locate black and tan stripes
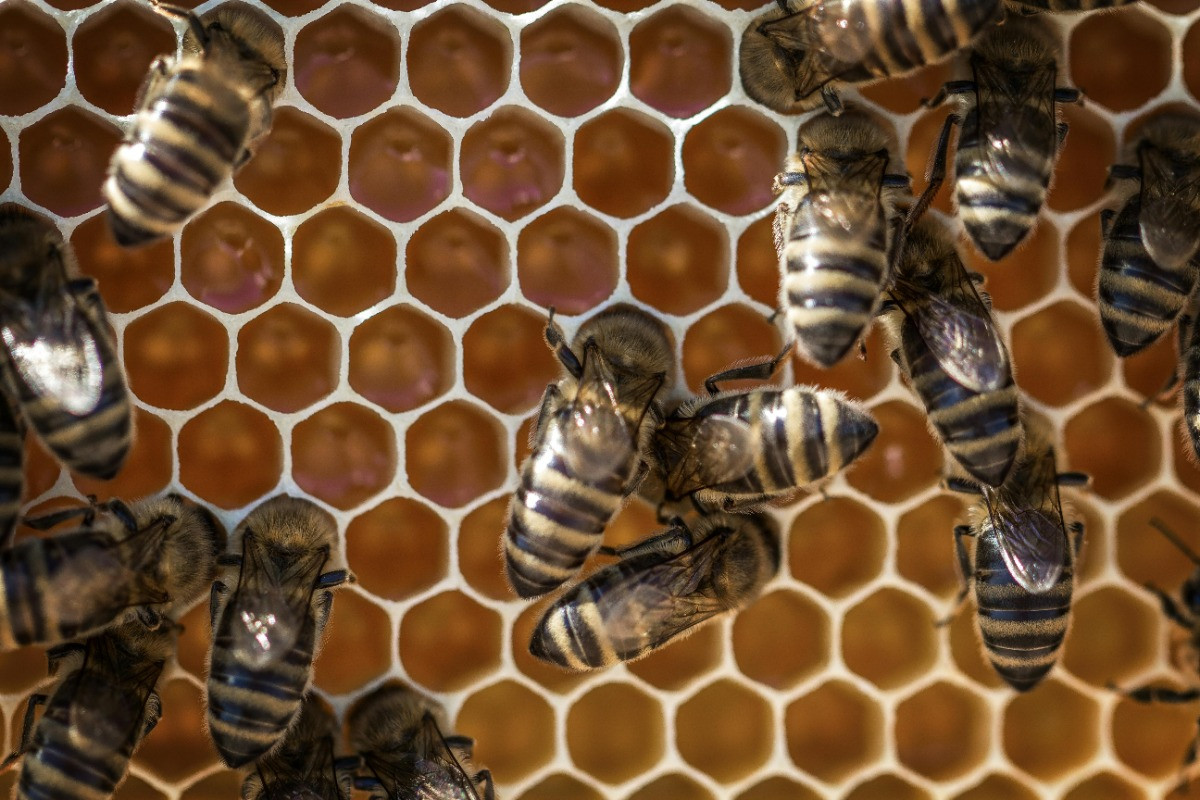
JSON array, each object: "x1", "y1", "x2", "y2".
[
  {"x1": 850, "y1": 0, "x2": 1002, "y2": 81},
  {"x1": 0, "y1": 390, "x2": 23, "y2": 542}
]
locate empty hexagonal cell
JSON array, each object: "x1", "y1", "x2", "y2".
[
  {"x1": 399, "y1": 590, "x2": 501, "y2": 692},
  {"x1": 790, "y1": 497, "x2": 886, "y2": 598},
  {"x1": 20, "y1": 107, "x2": 120, "y2": 217},
  {"x1": 1047, "y1": 104, "x2": 1116, "y2": 212},
  {"x1": 1063, "y1": 587, "x2": 1158, "y2": 686},
  {"x1": 574, "y1": 110, "x2": 673, "y2": 219},
  {"x1": 0, "y1": 2, "x2": 67, "y2": 115},
  {"x1": 948, "y1": 603, "x2": 1005, "y2": 690},
  {"x1": 626, "y1": 623, "x2": 723, "y2": 692},
  {"x1": 133, "y1": 679, "x2": 218, "y2": 781},
  {"x1": 517, "y1": 774, "x2": 603, "y2": 800},
  {"x1": 733, "y1": 589, "x2": 827, "y2": 688},
  {"x1": 628, "y1": 775, "x2": 714, "y2": 800},
  {"x1": 180, "y1": 202, "x2": 284, "y2": 313},
  {"x1": 293, "y1": 207, "x2": 396, "y2": 317},
  {"x1": 895, "y1": 681, "x2": 990, "y2": 781},
  {"x1": 406, "y1": 401, "x2": 506, "y2": 508},
  {"x1": 73, "y1": 407, "x2": 171, "y2": 500},
  {"x1": 294, "y1": 6, "x2": 399, "y2": 118},
  {"x1": 1063, "y1": 772, "x2": 1145, "y2": 800},
  {"x1": 951, "y1": 774, "x2": 1037, "y2": 800},
  {"x1": 124, "y1": 301, "x2": 228, "y2": 410},
  {"x1": 629, "y1": 6, "x2": 731, "y2": 118},
  {"x1": 464, "y1": 305, "x2": 559, "y2": 414},
  {"x1": 1071, "y1": 10, "x2": 1170, "y2": 112},
  {"x1": 292, "y1": 402, "x2": 395, "y2": 510},
  {"x1": 792, "y1": 325, "x2": 895, "y2": 401},
  {"x1": 735, "y1": 777, "x2": 821, "y2": 800},
  {"x1": 1123, "y1": 332, "x2": 1179, "y2": 412},
  {"x1": 348, "y1": 108, "x2": 451, "y2": 223},
  {"x1": 677, "y1": 680, "x2": 772, "y2": 783},
  {"x1": 236, "y1": 304, "x2": 338, "y2": 414},
  {"x1": 1118, "y1": 491, "x2": 1200, "y2": 588},
  {"x1": 846, "y1": 401, "x2": 943, "y2": 503},
  {"x1": 459, "y1": 498, "x2": 512, "y2": 601},
  {"x1": 72, "y1": 213, "x2": 171, "y2": 312},
  {"x1": 407, "y1": 209, "x2": 508, "y2": 318},
  {"x1": 897, "y1": 495, "x2": 969, "y2": 597},
  {"x1": 568, "y1": 682, "x2": 663, "y2": 784},
  {"x1": 175, "y1": 602, "x2": 211, "y2": 679},
  {"x1": 1072, "y1": 497, "x2": 1106, "y2": 585},
  {"x1": 408, "y1": 7, "x2": 510, "y2": 118},
  {"x1": 72, "y1": 2, "x2": 173, "y2": 114},
  {"x1": 20, "y1": 436, "x2": 60, "y2": 505},
  {"x1": 843, "y1": 588, "x2": 938, "y2": 690},
  {"x1": 1113, "y1": 689, "x2": 1199, "y2": 778},
  {"x1": 1003, "y1": 678, "x2": 1099, "y2": 781},
  {"x1": 512, "y1": 598, "x2": 588, "y2": 694},
  {"x1": 1012, "y1": 300, "x2": 1112, "y2": 407},
  {"x1": 965, "y1": 222, "x2": 1059, "y2": 311},
  {"x1": 521, "y1": 7, "x2": 620, "y2": 117},
  {"x1": 312, "y1": 590, "x2": 392, "y2": 694},
  {"x1": 0, "y1": 646, "x2": 49, "y2": 695},
  {"x1": 457, "y1": 680, "x2": 556, "y2": 783},
  {"x1": 683, "y1": 108, "x2": 785, "y2": 216},
  {"x1": 784, "y1": 680, "x2": 882, "y2": 783},
  {"x1": 844, "y1": 774, "x2": 931, "y2": 800},
  {"x1": 737, "y1": 215, "x2": 778, "y2": 308},
  {"x1": 859, "y1": 62, "x2": 953, "y2": 115},
  {"x1": 518, "y1": 207, "x2": 618, "y2": 314},
  {"x1": 178, "y1": 401, "x2": 282, "y2": 509},
  {"x1": 347, "y1": 498, "x2": 447, "y2": 601},
  {"x1": 349, "y1": 304, "x2": 453, "y2": 413},
  {"x1": 234, "y1": 108, "x2": 340, "y2": 216},
  {"x1": 1064, "y1": 397, "x2": 1159, "y2": 500},
  {"x1": 461, "y1": 108, "x2": 564, "y2": 221},
  {"x1": 113, "y1": 776, "x2": 165, "y2": 800},
  {"x1": 628, "y1": 205, "x2": 729, "y2": 316},
  {"x1": 681, "y1": 304, "x2": 781, "y2": 394}
]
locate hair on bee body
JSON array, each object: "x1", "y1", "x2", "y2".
[{"x1": 241, "y1": 692, "x2": 356, "y2": 800}]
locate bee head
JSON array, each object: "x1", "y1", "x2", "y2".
[
  {"x1": 739, "y1": 11, "x2": 826, "y2": 114},
  {"x1": 0, "y1": 204, "x2": 72, "y2": 292},
  {"x1": 158, "y1": 498, "x2": 227, "y2": 615}
]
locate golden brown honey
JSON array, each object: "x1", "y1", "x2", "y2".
[
  {"x1": 521, "y1": 7, "x2": 621, "y2": 117},
  {"x1": 517, "y1": 208, "x2": 619, "y2": 314},
  {"x1": 574, "y1": 110, "x2": 674, "y2": 217}
]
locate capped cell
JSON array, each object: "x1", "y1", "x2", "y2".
[
  {"x1": 72, "y1": 2, "x2": 173, "y2": 114},
  {"x1": 517, "y1": 207, "x2": 618, "y2": 314},
  {"x1": 408, "y1": 6, "x2": 510, "y2": 118},
  {"x1": 630, "y1": 6, "x2": 731, "y2": 118},
  {"x1": 626, "y1": 623, "x2": 723, "y2": 692},
  {"x1": 1064, "y1": 397, "x2": 1160, "y2": 500},
  {"x1": 293, "y1": 206, "x2": 396, "y2": 317},
  {"x1": 234, "y1": 107, "x2": 341, "y2": 216},
  {"x1": 463, "y1": 305, "x2": 559, "y2": 414},
  {"x1": 896, "y1": 495, "x2": 970, "y2": 598},
  {"x1": 733, "y1": 589, "x2": 828, "y2": 688},
  {"x1": 349, "y1": 304, "x2": 454, "y2": 414},
  {"x1": 461, "y1": 107, "x2": 564, "y2": 221},
  {"x1": 124, "y1": 301, "x2": 228, "y2": 410},
  {"x1": 628, "y1": 204, "x2": 729, "y2": 316},
  {"x1": 457, "y1": 680, "x2": 555, "y2": 783},
  {"x1": 844, "y1": 774, "x2": 931, "y2": 800},
  {"x1": 735, "y1": 777, "x2": 821, "y2": 800},
  {"x1": 682, "y1": 304, "x2": 781, "y2": 394},
  {"x1": 73, "y1": 407, "x2": 171, "y2": 501},
  {"x1": 1113, "y1": 688, "x2": 1200, "y2": 778},
  {"x1": 785, "y1": 680, "x2": 883, "y2": 783},
  {"x1": 682, "y1": 108, "x2": 786, "y2": 216},
  {"x1": 20, "y1": 107, "x2": 120, "y2": 217},
  {"x1": 568, "y1": 682, "x2": 663, "y2": 784},
  {"x1": 677, "y1": 680, "x2": 773, "y2": 782},
  {"x1": 406, "y1": 401, "x2": 507, "y2": 508},
  {"x1": 790, "y1": 497, "x2": 886, "y2": 598},
  {"x1": 72, "y1": 212, "x2": 172, "y2": 313},
  {"x1": 1117, "y1": 490, "x2": 1200, "y2": 588},
  {"x1": 178, "y1": 401, "x2": 282, "y2": 509},
  {"x1": 291, "y1": 402, "x2": 396, "y2": 510},
  {"x1": 349, "y1": 108, "x2": 452, "y2": 223},
  {"x1": 294, "y1": 6, "x2": 399, "y2": 118},
  {"x1": 399, "y1": 591, "x2": 502, "y2": 692},
  {"x1": 1003, "y1": 678, "x2": 1099, "y2": 781},
  {"x1": 846, "y1": 401, "x2": 944, "y2": 503},
  {"x1": 459, "y1": 497, "x2": 513, "y2": 601},
  {"x1": 895, "y1": 681, "x2": 991, "y2": 781},
  {"x1": 312, "y1": 590, "x2": 392, "y2": 694},
  {"x1": 0, "y1": 2, "x2": 67, "y2": 115},
  {"x1": 133, "y1": 679, "x2": 218, "y2": 781},
  {"x1": 236, "y1": 303, "x2": 338, "y2": 414},
  {"x1": 736, "y1": 215, "x2": 779, "y2": 308},
  {"x1": 407, "y1": 209, "x2": 509, "y2": 318},
  {"x1": 521, "y1": 6, "x2": 621, "y2": 117},
  {"x1": 347, "y1": 498, "x2": 448, "y2": 601},
  {"x1": 1012, "y1": 300, "x2": 1112, "y2": 407},
  {"x1": 1071, "y1": 10, "x2": 1170, "y2": 112},
  {"x1": 180, "y1": 202, "x2": 284, "y2": 314},
  {"x1": 1063, "y1": 586, "x2": 1158, "y2": 686},
  {"x1": 843, "y1": 588, "x2": 938, "y2": 690},
  {"x1": 574, "y1": 110, "x2": 674, "y2": 219},
  {"x1": 627, "y1": 775, "x2": 714, "y2": 800}
]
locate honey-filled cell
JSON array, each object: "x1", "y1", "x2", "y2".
[
  {"x1": 19, "y1": 107, "x2": 120, "y2": 217},
  {"x1": 179, "y1": 772, "x2": 243, "y2": 800},
  {"x1": 736, "y1": 215, "x2": 779, "y2": 308},
  {"x1": 236, "y1": 303, "x2": 339, "y2": 414},
  {"x1": 735, "y1": 777, "x2": 821, "y2": 800},
  {"x1": 518, "y1": 774, "x2": 604, "y2": 800},
  {"x1": 965, "y1": 221, "x2": 1059, "y2": 312},
  {"x1": 512, "y1": 598, "x2": 588, "y2": 695},
  {"x1": 178, "y1": 401, "x2": 282, "y2": 509},
  {"x1": 460, "y1": 497, "x2": 514, "y2": 601},
  {"x1": 408, "y1": 6, "x2": 510, "y2": 117},
  {"x1": 293, "y1": 206, "x2": 396, "y2": 317},
  {"x1": 0, "y1": 646, "x2": 48, "y2": 695},
  {"x1": 132, "y1": 679, "x2": 219, "y2": 781},
  {"x1": 312, "y1": 589, "x2": 392, "y2": 694},
  {"x1": 291, "y1": 402, "x2": 396, "y2": 511},
  {"x1": 1003, "y1": 679, "x2": 1100, "y2": 781},
  {"x1": 123, "y1": 301, "x2": 229, "y2": 410},
  {"x1": 1064, "y1": 587, "x2": 1158, "y2": 687},
  {"x1": 1112, "y1": 691, "x2": 1199, "y2": 778},
  {"x1": 677, "y1": 680, "x2": 774, "y2": 783},
  {"x1": 1011, "y1": 300, "x2": 1112, "y2": 407},
  {"x1": 846, "y1": 400, "x2": 943, "y2": 504},
  {"x1": 682, "y1": 107, "x2": 786, "y2": 216},
  {"x1": 1046, "y1": 104, "x2": 1116, "y2": 213},
  {"x1": 952, "y1": 774, "x2": 1038, "y2": 800},
  {"x1": 629, "y1": 6, "x2": 732, "y2": 119},
  {"x1": 568, "y1": 682, "x2": 664, "y2": 784},
  {"x1": 1117, "y1": 490, "x2": 1200, "y2": 588},
  {"x1": 1067, "y1": 215, "x2": 1102, "y2": 299},
  {"x1": 72, "y1": 213, "x2": 172, "y2": 313},
  {"x1": 464, "y1": 305, "x2": 559, "y2": 414},
  {"x1": 348, "y1": 498, "x2": 448, "y2": 601},
  {"x1": 784, "y1": 680, "x2": 883, "y2": 783},
  {"x1": 407, "y1": 209, "x2": 509, "y2": 319},
  {"x1": 732, "y1": 589, "x2": 828, "y2": 689},
  {"x1": 349, "y1": 304, "x2": 453, "y2": 414},
  {"x1": 628, "y1": 204, "x2": 730, "y2": 316},
  {"x1": 72, "y1": 2, "x2": 173, "y2": 115},
  {"x1": 844, "y1": 774, "x2": 931, "y2": 800},
  {"x1": 399, "y1": 590, "x2": 502, "y2": 692},
  {"x1": 789, "y1": 497, "x2": 886, "y2": 597},
  {"x1": 521, "y1": 6, "x2": 621, "y2": 118},
  {"x1": 896, "y1": 494, "x2": 969, "y2": 597},
  {"x1": 457, "y1": 680, "x2": 556, "y2": 783},
  {"x1": 1070, "y1": 10, "x2": 1171, "y2": 112},
  {"x1": 0, "y1": 2, "x2": 67, "y2": 116},
  {"x1": 681, "y1": 304, "x2": 782, "y2": 394},
  {"x1": 180, "y1": 201, "x2": 284, "y2": 314},
  {"x1": 626, "y1": 622, "x2": 723, "y2": 692},
  {"x1": 842, "y1": 588, "x2": 938, "y2": 690},
  {"x1": 73, "y1": 407, "x2": 172, "y2": 500},
  {"x1": 791, "y1": 326, "x2": 895, "y2": 401},
  {"x1": 895, "y1": 681, "x2": 991, "y2": 781},
  {"x1": 1063, "y1": 772, "x2": 1146, "y2": 800},
  {"x1": 517, "y1": 207, "x2": 618, "y2": 314},
  {"x1": 574, "y1": 110, "x2": 674, "y2": 219},
  {"x1": 405, "y1": 401, "x2": 507, "y2": 508},
  {"x1": 348, "y1": 108, "x2": 451, "y2": 224},
  {"x1": 461, "y1": 107, "x2": 565, "y2": 222},
  {"x1": 20, "y1": 436, "x2": 60, "y2": 505},
  {"x1": 1122, "y1": 332, "x2": 1178, "y2": 411},
  {"x1": 112, "y1": 775, "x2": 165, "y2": 800},
  {"x1": 233, "y1": 107, "x2": 341, "y2": 216},
  {"x1": 626, "y1": 775, "x2": 714, "y2": 800},
  {"x1": 294, "y1": 6, "x2": 399, "y2": 119},
  {"x1": 859, "y1": 62, "x2": 952, "y2": 115},
  {"x1": 1064, "y1": 397, "x2": 1160, "y2": 500}
]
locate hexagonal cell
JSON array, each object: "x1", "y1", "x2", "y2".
[
  {"x1": 1174, "y1": 422, "x2": 1200, "y2": 495},
  {"x1": 73, "y1": 407, "x2": 171, "y2": 500},
  {"x1": 895, "y1": 681, "x2": 990, "y2": 781},
  {"x1": 72, "y1": 2, "x2": 173, "y2": 114},
  {"x1": 234, "y1": 107, "x2": 341, "y2": 216},
  {"x1": 347, "y1": 498, "x2": 448, "y2": 601},
  {"x1": 518, "y1": 207, "x2": 618, "y2": 314},
  {"x1": 406, "y1": 401, "x2": 507, "y2": 508},
  {"x1": 1187, "y1": 24, "x2": 1200, "y2": 100},
  {"x1": 948, "y1": 602, "x2": 1005, "y2": 690},
  {"x1": 348, "y1": 108, "x2": 451, "y2": 223},
  {"x1": 1113, "y1": 689, "x2": 1199, "y2": 778},
  {"x1": 736, "y1": 215, "x2": 778, "y2": 308},
  {"x1": 568, "y1": 682, "x2": 663, "y2": 784},
  {"x1": 459, "y1": 497, "x2": 512, "y2": 601},
  {"x1": 843, "y1": 588, "x2": 938, "y2": 690},
  {"x1": 517, "y1": 774, "x2": 604, "y2": 800},
  {"x1": 784, "y1": 680, "x2": 882, "y2": 783},
  {"x1": 677, "y1": 680, "x2": 773, "y2": 783},
  {"x1": 627, "y1": 775, "x2": 714, "y2": 800},
  {"x1": 179, "y1": 772, "x2": 242, "y2": 800},
  {"x1": 859, "y1": 62, "x2": 953, "y2": 115},
  {"x1": 1012, "y1": 300, "x2": 1112, "y2": 407},
  {"x1": 965, "y1": 222, "x2": 1059, "y2": 311},
  {"x1": 512, "y1": 598, "x2": 588, "y2": 694},
  {"x1": 733, "y1": 589, "x2": 828, "y2": 688},
  {"x1": 844, "y1": 774, "x2": 931, "y2": 800},
  {"x1": 1066, "y1": 215, "x2": 1101, "y2": 299},
  {"x1": 292, "y1": 402, "x2": 396, "y2": 510},
  {"x1": 521, "y1": 6, "x2": 620, "y2": 117},
  {"x1": 260, "y1": 0, "x2": 326, "y2": 14},
  {"x1": 681, "y1": 304, "x2": 781, "y2": 394},
  {"x1": 464, "y1": 305, "x2": 559, "y2": 414},
  {"x1": 312, "y1": 590, "x2": 392, "y2": 694},
  {"x1": 0, "y1": 646, "x2": 48, "y2": 695},
  {"x1": 399, "y1": 590, "x2": 502, "y2": 692},
  {"x1": 846, "y1": 401, "x2": 944, "y2": 504},
  {"x1": 236, "y1": 303, "x2": 338, "y2": 414},
  {"x1": 629, "y1": 6, "x2": 731, "y2": 118},
  {"x1": 628, "y1": 204, "x2": 729, "y2": 316},
  {"x1": 124, "y1": 301, "x2": 228, "y2": 410},
  {"x1": 19, "y1": 107, "x2": 120, "y2": 217},
  {"x1": 461, "y1": 107, "x2": 564, "y2": 221},
  {"x1": 457, "y1": 680, "x2": 556, "y2": 783},
  {"x1": 790, "y1": 497, "x2": 886, "y2": 598},
  {"x1": 1064, "y1": 397, "x2": 1160, "y2": 500},
  {"x1": 683, "y1": 108, "x2": 786, "y2": 216},
  {"x1": 0, "y1": 129, "x2": 10, "y2": 191},
  {"x1": 897, "y1": 495, "x2": 969, "y2": 597},
  {"x1": 1118, "y1": 491, "x2": 1200, "y2": 588},
  {"x1": 792, "y1": 325, "x2": 895, "y2": 401},
  {"x1": 348, "y1": 304, "x2": 454, "y2": 414},
  {"x1": 133, "y1": 679, "x2": 218, "y2": 781},
  {"x1": 179, "y1": 202, "x2": 283, "y2": 313},
  {"x1": 735, "y1": 777, "x2": 821, "y2": 800},
  {"x1": 175, "y1": 601, "x2": 211, "y2": 680},
  {"x1": 951, "y1": 774, "x2": 1037, "y2": 800},
  {"x1": 407, "y1": 209, "x2": 508, "y2": 318},
  {"x1": 178, "y1": 401, "x2": 282, "y2": 509},
  {"x1": 1047, "y1": 104, "x2": 1116, "y2": 212},
  {"x1": 1063, "y1": 587, "x2": 1158, "y2": 686},
  {"x1": 1003, "y1": 678, "x2": 1099, "y2": 781},
  {"x1": 0, "y1": 2, "x2": 67, "y2": 115},
  {"x1": 574, "y1": 110, "x2": 673, "y2": 219},
  {"x1": 20, "y1": 436, "x2": 60, "y2": 505},
  {"x1": 294, "y1": 6, "x2": 399, "y2": 118},
  {"x1": 1071, "y1": 10, "x2": 1170, "y2": 112},
  {"x1": 72, "y1": 213, "x2": 172, "y2": 313},
  {"x1": 293, "y1": 207, "x2": 396, "y2": 317},
  {"x1": 113, "y1": 776, "x2": 165, "y2": 800},
  {"x1": 1062, "y1": 772, "x2": 1146, "y2": 800},
  {"x1": 408, "y1": 6, "x2": 510, "y2": 118},
  {"x1": 626, "y1": 623, "x2": 723, "y2": 692}
]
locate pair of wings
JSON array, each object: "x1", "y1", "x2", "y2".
[
  {"x1": 1137, "y1": 142, "x2": 1200, "y2": 270},
  {"x1": 256, "y1": 737, "x2": 342, "y2": 800},
  {"x1": 796, "y1": 150, "x2": 890, "y2": 237},
  {"x1": 982, "y1": 445, "x2": 1070, "y2": 594},
  {"x1": 758, "y1": 0, "x2": 876, "y2": 90},
  {"x1": 64, "y1": 633, "x2": 165, "y2": 755},
  {"x1": 971, "y1": 57, "x2": 1059, "y2": 193},
  {"x1": 657, "y1": 412, "x2": 756, "y2": 499},
  {"x1": 363, "y1": 713, "x2": 483, "y2": 800}
]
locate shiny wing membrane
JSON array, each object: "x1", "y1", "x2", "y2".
[
  {"x1": 364, "y1": 713, "x2": 482, "y2": 800},
  {"x1": 974, "y1": 57, "x2": 1058, "y2": 187},
  {"x1": 984, "y1": 444, "x2": 1068, "y2": 594},
  {"x1": 657, "y1": 414, "x2": 755, "y2": 498},
  {"x1": 1138, "y1": 143, "x2": 1200, "y2": 269},
  {"x1": 67, "y1": 635, "x2": 164, "y2": 754},
  {"x1": 802, "y1": 150, "x2": 888, "y2": 236}
]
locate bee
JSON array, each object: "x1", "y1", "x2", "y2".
[
  {"x1": 1008, "y1": 0, "x2": 1139, "y2": 11},
  {"x1": 740, "y1": 0, "x2": 1004, "y2": 115},
  {"x1": 923, "y1": 14, "x2": 1081, "y2": 261},
  {"x1": 0, "y1": 206, "x2": 132, "y2": 481},
  {"x1": 1, "y1": 617, "x2": 176, "y2": 800},
  {"x1": 347, "y1": 680, "x2": 494, "y2": 800},
  {"x1": 651, "y1": 347, "x2": 878, "y2": 513},
  {"x1": 1097, "y1": 109, "x2": 1200, "y2": 357},
  {"x1": 241, "y1": 693, "x2": 356, "y2": 800},
  {"x1": 206, "y1": 494, "x2": 351, "y2": 768},
  {"x1": 773, "y1": 107, "x2": 912, "y2": 368},
  {"x1": 503, "y1": 305, "x2": 673, "y2": 599},
  {"x1": 103, "y1": 2, "x2": 286, "y2": 247},
  {"x1": 530, "y1": 513, "x2": 779, "y2": 671}
]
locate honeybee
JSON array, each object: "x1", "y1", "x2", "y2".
[
  {"x1": 924, "y1": 14, "x2": 1080, "y2": 261},
  {"x1": 504, "y1": 305, "x2": 673, "y2": 599},
  {"x1": 2, "y1": 617, "x2": 175, "y2": 800},
  {"x1": 347, "y1": 681, "x2": 494, "y2": 800},
  {"x1": 206, "y1": 494, "x2": 350, "y2": 768},
  {"x1": 0, "y1": 493, "x2": 223, "y2": 650},
  {"x1": 0, "y1": 206, "x2": 132, "y2": 481},
  {"x1": 774, "y1": 107, "x2": 912, "y2": 367},
  {"x1": 0, "y1": 391, "x2": 25, "y2": 542},
  {"x1": 103, "y1": 3, "x2": 286, "y2": 247},
  {"x1": 740, "y1": 0, "x2": 1004, "y2": 114},
  {"x1": 1098, "y1": 109, "x2": 1200, "y2": 357},
  {"x1": 242, "y1": 693, "x2": 356, "y2": 800},
  {"x1": 530, "y1": 513, "x2": 779, "y2": 671},
  {"x1": 1009, "y1": 0, "x2": 1139, "y2": 11},
  {"x1": 652, "y1": 348, "x2": 878, "y2": 513}
]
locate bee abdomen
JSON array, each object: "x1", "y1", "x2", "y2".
[
  {"x1": 926, "y1": 385, "x2": 1022, "y2": 487},
  {"x1": 528, "y1": 598, "x2": 619, "y2": 671},
  {"x1": 779, "y1": 390, "x2": 879, "y2": 486},
  {"x1": 19, "y1": 710, "x2": 127, "y2": 800},
  {"x1": 1185, "y1": 346, "x2": 1200, "y2": 461},
  {"x1": 0, "y1": 401, "x2": 23, "y2": 539},
  {"x1": 861, "y1": 0, "x2": 999, "y2": 77},
  {"x1": 207, "y1": 642, "x2": 312, "y2": 768},
  {"x1": 784, "y1": 247, "x2": 887, "y2": 367},
  {"x1": 975, "y1": 580, "x2": 1072, "y2": 692}
]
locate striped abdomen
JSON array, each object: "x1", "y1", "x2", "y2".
[
  {"x1": 1011, "y1": 0, "x2": 1134, "y2": 9},
  {"x1": 0, "y1": 390, "x2": 23, "y2": 541},
  {"x1": 850, "y1": 0, "x2": 1003, "y2": 81},
  {"x1": 973, "y1": 524, "x2": 1073, "y2": 691},
  {"x1": 104, "y1": 65, "x2": 250, "y2": 247},
  {"x1": 529, "y1": 561, "x2": 643, "y2": 670},
  {"x1": 1184, "y1": 325, "x2": 1200, "y2": 461}
]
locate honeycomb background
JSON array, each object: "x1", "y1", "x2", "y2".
[{"x1": 2, "y1": 0, "x2": 1200, "y2": 796}]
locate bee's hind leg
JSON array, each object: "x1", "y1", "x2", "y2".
[
  {"x1": 937, "y1": 525, "x2": 975, "y2": 627},
  {"x1": 1, "y1": 693, "x2": 48, "y2": 770},
  {"x1": 703, "y1": 343, "x2": 793, "y2": 395}
]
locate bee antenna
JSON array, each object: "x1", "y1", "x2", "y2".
[{"x1": 1149, "y1": 517, "x2": 1200, "y2": 566}]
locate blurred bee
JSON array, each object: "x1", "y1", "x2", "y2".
[
  {"x1": 207, "y1": 494, "x2": 350, "y2": 768},
  {"x1": 103, "y1": 3, "x2": 286, "y2": 247},
  {"x1": 740, "y1": 0, "x2": 1004, "y2": 114},
  {"x1": 0, "y1": 206, "x2": 132, "y2": 481},
  {"x1": 347, "y1": 681, "x2": 494, "y2": 800},
  {"x1": 1008, "y1": 0, "x2": 1139, "y2": 11},
  {"x1": 923, "y1": 14, "x2": 1080, "y2": 261},
  {"x1": 774, "y1": 107, "x2": 912, "y2": 367},
  {"x1": 2, "y1": 617, "x2": 175, "y2": 800},
  {"x1": 530, "y1": 513, "x2": 779, "y2": 671},
  {"x1": 1098, "y1": 109, "x2": 1200, "y2": 357},
  {"x1": 504, "y1": 305, "x2": 673, "y2": 599},
  {"x1": 242, "y1": 693, "x2": 356, "y2": 800},
  {"x1": 883, "y1": 213, "x2": 1022, "y2": 487},
  {"x1": 652, "y1": 347, "x2": 878, "y2": 513}
]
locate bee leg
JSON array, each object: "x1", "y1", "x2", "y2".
[
  {"x1": 45, "y1": 642, "x2": 84, "y2": 675},
  {"x1": 135, "y1": 606, "x2": 165, "y2": 631},
  {"x1": 1144, "y1": 582, "x2": 1194, "y2": 631},
  {"x1": 1145, "y1": 315, "x2": 1189, "y2": 408},
  {"x1": 105, "y1": 498, "x2": 139, "y2": 534},
  {"x1": 1116, "y1": 684, "x2": 1200, "y2": 705},
  {"x1": 544, "y1": 308, "x2": 583, "y2": 380},
  {"x1": 938, "y1": 525, "x2": 975, "y2": 627},
  {"x1": 1, "y1": 693, "x2": 48, "y2": 769},
  {"x1": 139, "y1": 690, "x2": 163, "y2": 739},
  {"x1": 444, "y1": 734, "x2": 474, "y2": 755},
  {"x1": 209, "y1": 580, "x2": 228, "y2": 629},
  {"x1": 1056, "y1": 122, "x2": 1069, "y2": 153},
  {"x1": 1054, "y1": 471, "x2": 1090, "y2": 488},
  {"x1": 772, "y1": 201, "x2": 790, "y2": 257},
  {"x1": 475, "y1": 769, "x2": 497, "y2": 800},
  {"x1": 21, "y1": 505, "x2": 92, "y2": 531},
  {"x1": 352, "y1": 775, "x2": 383, "y2": 792},
  {"x1": 702, "y1": 344, "x2": 792, "y2": 395},
  {"x1": 1106, "y1": 163, "x2": 1142, "y2": 188},
  {"x1": 312, "y1": 590, "x2": 335, "y2": 634},
  {"x1": 905, "y1": 113, "x2": 960, "y2": 236},
  {"x1": 944, "y1": 476, "x2": 982, "y2": 496},
  {"x1": 316, "y1": 569, "x2": 351, "y2": 589},
  {"x1": 603, "y1": 524, "x2": 694, "y2": 560},
  {"x1": 774, "y1": 0, "x2": 789, "y2": 11},
  {"x1": 151, "y1": 2, "x2": 210, "y2": 50},
  {"x1": 923, "y1": 80, "x2": 974, "y2": 110},
  {"x1": 1070, "y1": 521, "x2": 1085, "y2": 557}
]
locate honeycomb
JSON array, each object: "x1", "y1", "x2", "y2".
[{"x1": 1, "y1": 0, "x2": 1199, "y2": 797}]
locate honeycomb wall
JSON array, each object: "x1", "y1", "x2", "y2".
[{"x1": 2, "y1": 0, "x2": 1200, "y2": 798}]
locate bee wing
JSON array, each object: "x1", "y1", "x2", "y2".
[
  {"x1": 802, "y1": 151, "x2": 888, "y2": 235},
  {"x1": 227, "y1": 535, "x2": 327, "y2": 666},
  {"x1": 67, "y1": 648, "x2": 162, "y2": 754},
  {"x1": 1139, "y1": 145, "x2": 1200, "y2": 270},
  {"x1": 42, "y1": 533, "x2": 145, "y2": 629},
  {"x1": 974, "y1": 58, "x2": 1058, "y2": 189},
  {"x1": 364, "y1": 715, "x2": 482, "y2": 800},
  {"x1": 557, "y1": 402, "x2": 636, "y2": 484},
  {"x1": 659, "y1": 414, "x2": 756, "y2": 498},
  {"x1": 984, "y1": 446, "x2": 1068, "y2": 594}
]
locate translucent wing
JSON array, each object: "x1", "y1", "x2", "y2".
[
  {"x1": 366, "y1": 714, "x2": 481, "y2": 800},
  {"x1": 984, "y1": 445, "x2": 1069, "y2": 594},
  {"x1": 45, "y1": 538, "x2": 137, "y2": 628},
  {"x1": 658, "y1": 414, "x2": 755, "y2": 498},
  {"x1": 1139, "y1": 144, "x2": 1200, "y2": 271},
  {"x1": 974, "y1": 57, "x2": 1058, "y2": 189},
  {"x1": 802, "y1": 151, "x2": 888, "y2": 236},
  {"x1": 557, "y1": 402, "x2": 636, "y2": 484},
  {"x1": 807, "y1": 0, "x2": 873, "y2": 66},
  {"x1": 67, "y1": 669, "x2": 140, "y2": 755}
]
